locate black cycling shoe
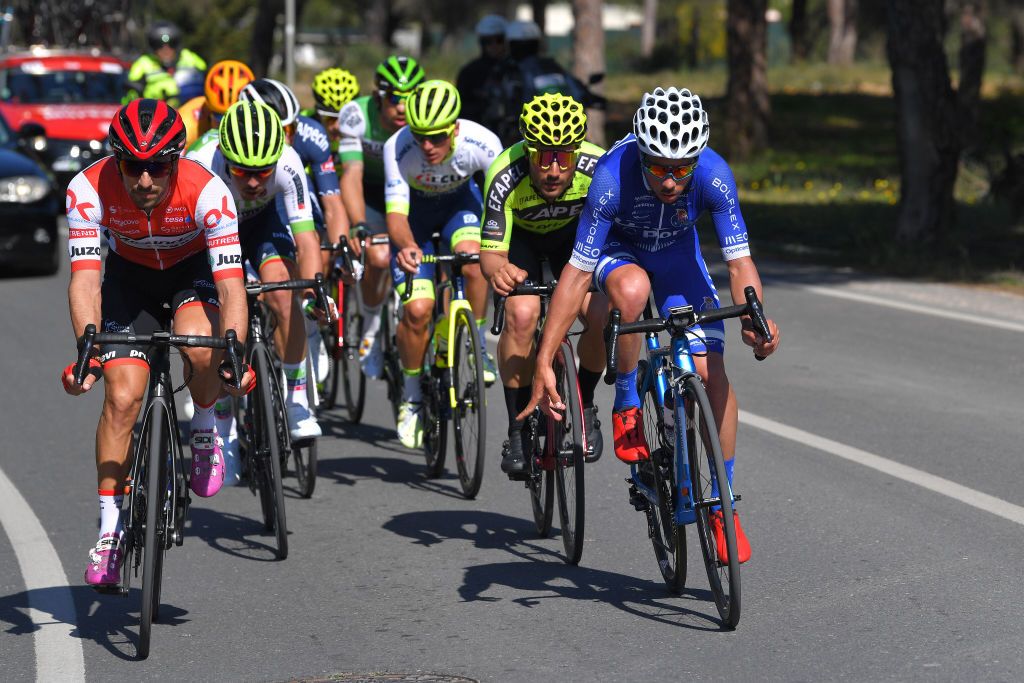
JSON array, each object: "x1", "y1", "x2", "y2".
[
  {"x1": 583, "y1": 404, "x2": 603, "y2": 463},
  {"x1": 501, "y1": 431, "x2": 529, "y2": 478}
]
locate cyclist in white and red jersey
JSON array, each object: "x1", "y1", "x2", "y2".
[{"x1": 60, "y1": 99, "x2": 254, "y2": 587}]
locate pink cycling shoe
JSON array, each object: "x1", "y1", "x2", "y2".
[
  {"x1": 84, "y1": 532, "x2": 123, "y2": 587},
  {"x1": 189, "y1": 428, "x2": 225, "y2": 497}
]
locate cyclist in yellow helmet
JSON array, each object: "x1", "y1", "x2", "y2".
[
  {"x1": 179, "y1": 60, "x2": 255, "y2": 149},
  {"x1": 124, "y1": 20, "x2": 207, "y2": 106},
  {"x1": 479, "y1": 94, "x2": 609, "y2": 474}
]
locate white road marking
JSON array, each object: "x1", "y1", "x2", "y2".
[
  {"x1": 802, "y1": 285, "x2": 1024, "y2": 333},
  {"x1": 0, "y1": 466, "x2": 86, "y2": 682},
  {"x1": 740, "y1": 410, "x2": 1024, "y2": 527}
]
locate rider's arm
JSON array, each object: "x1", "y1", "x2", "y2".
[
  {"x1": 382, "y1": 131, "x2": 416, "y2": 253},
  {"x1": 68, "y1": 269, "x2": 101, "y2": 339},
  {"x1": 275, "y1": 147, "x2": 320, "y2": 282},
  {"x1": 479, "y1": 147, "x2": 524, "y2": 292},
  {"x1": 66, "y1": 171, "x2": 105, "y2": 337},
  {"x1": 337, "y1": 102, "x2": 369, "y2": 224},
  {"x1": 340, "y1": 160, "x2": 366, "y2": 224},
  {"x1": 195, "y1": 168, "x2": 248, "y2": 342}
]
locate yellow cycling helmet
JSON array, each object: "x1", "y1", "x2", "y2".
[
  {"x1": 312, "y1": 68, "x2": 360, "y2": 116},
  {"x1": 204, "y1": 60, "x2": 255, "y2": 115},
  {"x1": 406, "y1": 80, "x2": 460, "y2": 133},
  {"x1": 519, "y1": 93, "x2": 587, "y2": 147}
]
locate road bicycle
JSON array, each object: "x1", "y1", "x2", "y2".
[
  {"x1": 73, "y1": 325, "x2": 243, "y2": 659},
  {"x1": 604, "y1": 286, "x2": 771, "y2": 628},
  {"x1": 399, "y1": 235, "x2": 487, "y2": 498},
  {"x1": 491, "y1": 271, "x2": 591, "y2": 565},
  {"x1": 235, "y1": 275, "x2": 328, "y2": 550}
]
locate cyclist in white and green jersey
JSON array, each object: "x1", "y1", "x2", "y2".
[{"x1": 337, "y1": 56, "x2": 425, "y2": 378}]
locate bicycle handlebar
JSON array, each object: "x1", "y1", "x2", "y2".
[
  {"x1": 400, "y1": 252, "x2": 481, "y2": 302},
  {"x1": 73, "y1": 324, "x2": 243, "y2": 389},
  {"x1": 603, "y1": 286, "x2": 773, "y2": 380},
  {"x1": 245, "y1": 273, "x2": 332, "y2": 323},
  {"x1": 490, "y1": 281, "x2": 559, "y2": 335}
]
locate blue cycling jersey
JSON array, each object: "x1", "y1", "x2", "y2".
[
  {"x1": 569, "y1": 135, "x2": 750, "y2": 272},
  {"x1": 291, "y1": 115, "x2": 341, "y2": 199}
]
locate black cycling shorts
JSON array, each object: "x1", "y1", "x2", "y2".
[
  {"x1": 507, "y1": 225, "x2": 575, "y2": 283},
  {"x1": 99, "y1": 251, "x2": 218, "y2": 367}
]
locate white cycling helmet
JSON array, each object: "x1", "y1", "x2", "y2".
[
  {"x1": 239, "y1": 78, "x2": 301, "y2": 127},
  {"x1": 506, "y1": 20, "x2": 542, "y2": 42},
  {"x1": 475, "y1": 14, "x2": 507, "y2": 38},
  {"x1": 632, "y1": 87, "x2": 710, "y2": 160}
]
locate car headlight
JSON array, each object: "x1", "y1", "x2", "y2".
[{"x1": 0, "y1": 176, "x2": 50, "y2": 203}]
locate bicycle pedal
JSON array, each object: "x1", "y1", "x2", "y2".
[{"x1": 628, "y1": 485, "x2": 649, "y2": 512}]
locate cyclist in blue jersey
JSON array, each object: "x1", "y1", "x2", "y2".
[
  {"x1": 521, "y1": 87, "x2": 780, "y2": 564},
  {"x1": 240, "y1": 78, "x2": 349, "y2": 379}
]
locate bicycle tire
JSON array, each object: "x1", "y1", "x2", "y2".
[
  {"x1": 318, "y1": 310, "x2": 339, "y2": 411},
  {"x1": 253, "y1": 346, "x2": 289, "y2": 560},
  {"x1": 339, "y1": 280, "x2": 367, "y2": 423},
  {"x1": 450, "y1": 308, "x2": 486, "y2": 498},
  {"x1": 291, "y1": 353, "x2": 319, "y2": 498},
  {"x1": 685, "y1": 374, "x2": 740, "y2": 627},
  {"x1": 638, "y1": 360, "x2": 686, "y2": 594},
  {"x1": 553, "y1": 342, "x2": 585, "y2": 565},
  {"x1": 139, "y1": 399, "x2": 169, "y2": 659},
  {"x1": 528, "y1": 415, "x2": 554, "y2": 536},
  {"x1": 423, "y1": 365, "x2": 449, "y2": 478},
  {"x1": 381, "y1": 293, "x2": 404, "y2": 423}
]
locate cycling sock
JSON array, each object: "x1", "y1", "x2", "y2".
[
  {"x1": 361, "y1": 302, "x2": 383, "y2": 340},
  {"x1": 613, "y1": 366, "x2": 640, "y2": 411},
  {"x1": 283, "y1": 362, "x2": 308, "y2": 408},
  {"x1": 402, "y1": 367, "x2": 423, "y2": 403},
  {"x1": 191, "y1": 398, "x2": 216, "y2": 432},
  {"x1": 710, "y1": 458, "x2": 735, "y2": 509},
  {"x1": 503, "y1": 385, "x2": 533, "y2": 423},
  {"x1": 214, "y1": 395, "x2": 236, "y2": 438},
  {"x1": 577, "y1": 366, "x2": 603, "y2": 406},
  {"x1": 477, "y1": 318, "x2": 489, "y2": 352},
  {"x1": 98, "y1": 490, "x2": 123, "y2": 538}
]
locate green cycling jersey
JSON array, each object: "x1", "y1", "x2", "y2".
[{"x1": 480, "y1": 140, "x2": 605, "y2": 252}]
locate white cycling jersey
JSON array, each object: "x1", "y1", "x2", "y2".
[
  {"x1": 382, "y1": 118, "x2": 501, "y2": 215},
  {"x1": 186, "y1": 136, "x2": 315, "y2": 233}
]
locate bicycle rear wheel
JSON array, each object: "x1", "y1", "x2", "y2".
[
  {"x1": 291, "y1": 354, "x2": 319, "y2": 498},
  {"x1": 318, "y1": 299, "x2": 339, "y2": 411},
  {"x1": 685, "y1": 374, "x2": 740, "y2": 627},
  {"x1": 638, "y1": 360, "x2": 686, "y2": 593},
  {"x1": 338, "y1": 279, "x2": 367, "y2": 423},
  {"x1": 423, "y1": 365, "x2": 449, "y2": 478},
  {"x1": 527, "y1": 413, "x2": 554, "y2": 536},
  {"x1": 381, "y1": 292, "x2": 404, "y2": 423},
  {"x1": 253, "y1": 345, "x2": 289, "y2": 560},
  {"x1": 139, "y1": 399, "x2": 169, "y2": 659},
  {"x1": 552, "y1": 342, "x2": 585, "y2": 565},
  {"x1": 450, "y1": 308, "x2": 486, "y2": 498}
]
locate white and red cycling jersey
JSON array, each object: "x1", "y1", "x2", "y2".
[{"x1": 66, "y1": 156, "x2": 244, "y2": 281}]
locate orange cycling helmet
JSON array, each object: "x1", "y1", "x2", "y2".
[{"x1": 204, "y1": 60, "x2": 255, "y2": 115}]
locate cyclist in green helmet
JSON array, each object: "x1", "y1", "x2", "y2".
[
  {"x1": 187, "y1": 101, "x2": 326, "y2": 443},
  {"x1": 480, "y1": 93, "x2": 609, "y2": 475},
  {"x1": 336, "y1": 56, "x2": 425, "y2": 380}
]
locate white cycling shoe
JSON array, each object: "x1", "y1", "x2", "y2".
[
  {"x1": 359, "y1": 335, "x2": 383, "y2": 379},
  {"x1": 287, "y1": 402, "x2": 322, "y2": 441}
]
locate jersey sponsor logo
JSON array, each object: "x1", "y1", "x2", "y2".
[
  {"x1": 215, "y1": 252, "x2": 242, "y2": 267},
  {"x1": 581, "y1": 188, "x2": 615, "y2": 254},
  {"x1": 462, "y1": 213, "x2": 478, "y2": 224},
  {"x1": 518, "y1": 202, "x2": 584, "y2": 222},
  {"x1": 723, "y1": 232, "x2": 747, "y2": 246},
  {"x1": 319, "y1": 157, "x2": 336, "y2": 174},
  {"x1": 65, "y1": 189, "x2": 95, "y2": 220},
  {"x1": 69, "y1": 228, "x2": 97, "y2": 239},
  {"x1": 577, "y1": 154, "x2": 599, "y2": 174},
  {"x1": 414, "y1": 172, "x2": 461, "y2": 185},
  {"x1": 285, "y1": 166, "x2": 307, "y2": 209},
  {"x1": 343, "y1": 112, "x2": 362, "y2": 130},
  {"x1": 203, "y1": 195, "x2": 237, "y2": 228},
  {"x1": 207, "y1": 235, "x2": 239, "y2": 248},
  {"x1": 71, "y1": 245, "x2": 102, "y2": 257},
  {"x1": 295, "y1": 120, "x2": 330, "y2": 152},
  {"x1": 486, "y1": 162, "x2": 528, "y2": 211},
  {"x1": 723, "y1": 244, "x2": 748, "y2": 258}
]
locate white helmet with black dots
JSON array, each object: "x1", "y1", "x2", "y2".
[{"x1": 632, "y1": 87, "x2": 710, "y2": 160}]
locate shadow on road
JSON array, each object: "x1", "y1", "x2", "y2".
[
  {"x1": 0, "y1": 584, "x2": 189, "y2": 660},
  {"x1": 317, "y1": 452, "x2": 468, "y2": 500},
  {"x1": 383, "y1": 509, "x2": 724, "y2": 631},
  {"x1": 186, "y1": 506, "x2": 282, "y2": 562}
]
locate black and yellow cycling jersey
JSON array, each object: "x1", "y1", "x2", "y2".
[{"x1": 480, "y1": 140, "x2": 605, "y2": 252}]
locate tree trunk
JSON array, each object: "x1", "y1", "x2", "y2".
[
  {"x1": 366, "y1": 0, "x2": 393, "y2": 47},
  {"x1": 532, "y1": 0, "x2": 548, "y2": 36},
  {"x1": 250, "y1": 0, "x2": 282, "y2": 78},
  {"x1": 641, "y1": 0, "x2": 658, "y2": 59},
  {"x1": 686, "y1": 4, "x2": 702, "y2": 69},
  {"x1": 957, "y1": 0, "x2": 987, "y2": 154},
  {"x1": 1010, "y1": 6, "x2": 1024, "y2": 73},
  {"x1": 789, "y1": 0, "x2": 810, "y2": 62},
  {"x1": 827, "y1": 0, "x2": 858, "y2": 65},
  {"x1": 572, "y1": 0, "x2": 606, "y2": 147},
  {"x1": 724, "y1": 0, "x2": 770, "y2": 159},
  {"x1": 886, "y1": 0, "x2": 960, "y2": 244}
]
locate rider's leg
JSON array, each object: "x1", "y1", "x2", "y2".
[{"x1": 499, "y1": 294, "x2": 541, "y2": 472}]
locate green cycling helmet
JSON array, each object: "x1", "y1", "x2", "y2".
[
  {"x1": 375, "y1": 55, "x2": 425, "y2": 93},
  {"x1": 312, "y1": 68, "x2": 360, "y2": 116},
  {"x1": 520, "y1": 93, "x2": 587, "y2": 147},
  {"x1": 406, "y1": 80, "x2": 461, "y2": 133},
  {"x1": 219, "y1": 100, "x2": 284, "y2": 168}
]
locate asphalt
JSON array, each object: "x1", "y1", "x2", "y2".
[{"x1": 1, "y1": 252, "x2": 1023, "y2": 682}]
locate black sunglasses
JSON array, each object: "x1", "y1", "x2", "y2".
[{"x1": 118, "y1": 157, "x2": 176, "y2": 178}]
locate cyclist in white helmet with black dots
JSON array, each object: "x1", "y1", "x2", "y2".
[{"x1": 521, "y1": 87, "x2": 781, "y2": 566}]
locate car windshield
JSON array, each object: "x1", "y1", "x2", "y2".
[{"x1": 1, "y1": 69, "x2": 124, "y2": 104}]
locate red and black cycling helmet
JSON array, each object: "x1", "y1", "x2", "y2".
[{"x1": 108, "y1": 99, "x2": 186, "y2": 160}]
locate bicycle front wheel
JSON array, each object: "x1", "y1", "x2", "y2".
[
  {"x1": 638, "y1": 360, "x2": 686, "y2": 593},
  {"x1": 291, "y1": 353, "x2": 319, "y2": 498},
  {"x1": 552, "y1": 342, "x2": 585, "y2": 565},
  {"x1": 528, "y1": 416, "x2": 554, "y2": 536},
  {"x1": 685, "y1": 374, "x2": 740, "y2": 627},
  {"x1": 139, "y1": 399, "x2": 170, "y2": 659},
  {"x1": 253, "y1": 345, "x2": 289, "y2": 560},
  {"x1": 423, "y1": 365, "x2": 449, "y2": 478},
  {"x1": 339, "y1": 279, "x2": 367, "y2": 423},
  {"x1": 450, "y1": 308, "x2": 486, "y2": 498}
]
